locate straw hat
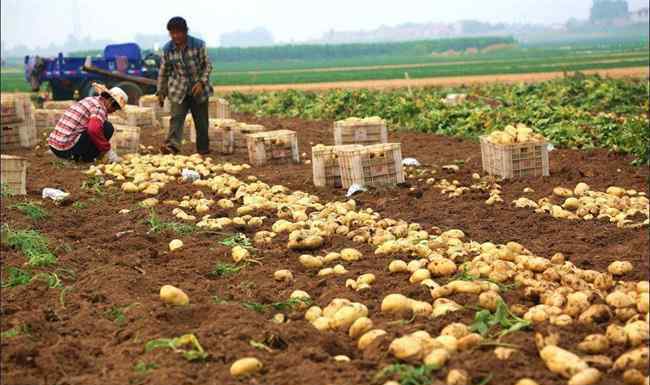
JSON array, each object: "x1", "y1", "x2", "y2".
[{"x1": 92, "y1": 82, "x2": 128, "y2": 109}]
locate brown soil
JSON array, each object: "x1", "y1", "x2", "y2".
[
  {"x1": 1, "y1": 113, "x2": 648, "y2": 385},
  {"x1": 214, "y1": 67, "x2": 649, "y2": 93}
]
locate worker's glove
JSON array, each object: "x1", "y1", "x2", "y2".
[{"x1": 106, "y1": 149, "x2": 122, "y2": 164}]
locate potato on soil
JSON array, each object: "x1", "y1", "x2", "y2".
[
  {"x1": 230, "y1": 357, "x2": 263, "y2": 377},
  {"x1": 160, "y1": 285, "x2": 189, "y2": 306},
  {"x1": 357, "y1": 329, "x2": 387, "y2": 350},
  {"x1": 540, "y1": 345, "x2": 589, "y2": 378}
]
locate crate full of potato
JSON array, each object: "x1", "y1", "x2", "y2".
[
  {"x1": 247, "y1": 130, "x2": 299, "y2": 166},
  {"x1": 334, "y1": 116, "x2": 387, "y2": 146},
  {"x1": 1, "y1": 93, "x2": 37, "y2": 149},
  {"x1": 208, "y1": 97, "x2": 231, "y2": 119},
  {"x1": 43, "y1": 100, "x2": 75, "y2": 110},
  {"x1": 337, "y1": 143, "x2": 404, "y2": 189},
  {"x1": 110, "y1": 125, "x2": 141, "y2": 155},
  {"x1": 234, "y1": 123, "x2": 265, "y2": 150},
  {"x1": 190, "y1": 119, "x2": 236, "y2": 154},
  {"x1": 480, "y1": 124, "x2": 549, "y2": 179},
  {"x1": 114, "y1": 105, "x2": 157, "y2": 130},
  {"x1": 139, "y1": 95, "x2": 171, "y2": 121},
  {"x1": 0, "y1": 154, "x2": 28, "y2": 195},
  {"x1": 312, "y1": 144, "x2": 362, "y2": 188}
]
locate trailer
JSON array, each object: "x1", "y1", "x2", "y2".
[{"x1": 24, "y1": 43, "x2": 160, "y2": 104}]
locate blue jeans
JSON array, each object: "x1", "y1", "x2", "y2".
[{"x1": 50, "y1": 121, "x2": 114, "y2": 162}]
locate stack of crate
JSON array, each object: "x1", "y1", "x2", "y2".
[
  {"x1": 114, "y1": 105, "x2": 157, "y2": 130},
  {"x1": 34, "y1": 109, "x2": 66, "y2": 136},
  {"x1": 1, "y1": 94, "x2": 37, "y2": 152},
  {"x1": 208, "y1": 97, "x2": 231, "y2": 119},
  {"x1": 336, "y1": 143, "x2": 405, "y2": 189},
  {"x1": 139, "y1": 95, "x2": 170, "y2": 124},
  {"x1": 246, "y1": 130, "x2": 299, "y2": 166},
  {"x1": 43, "y1": 100, "x2": 75, "y2": 110},
  {"x1": 190, "y1": 118, "x2": 236, "y2": 154},
  {"x1": 334, "y1": 116, "x2": 387, "y2": 146}
]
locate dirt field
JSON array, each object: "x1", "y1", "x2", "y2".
[
  {"x1": 214, "y1": 66, "x2": 649, "y2": 93},
  {"x1": 1, "y1": 114, "x2": 648, "y2": 385}
]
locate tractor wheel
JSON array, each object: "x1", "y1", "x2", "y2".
[{"x1": 115, "y1": 81, "x2": 143, "y2": 105}]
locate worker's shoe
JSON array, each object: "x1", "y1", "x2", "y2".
[
  {"x1": 197, "y1": 149, "x2": 210, "y2": 155},
  {"x1": 160, "y1": 144, "x2": 179, "y2": 155}
]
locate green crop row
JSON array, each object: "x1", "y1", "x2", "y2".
[{"x1": 227, "y1": 73, "x2": 650, "y2": 165}]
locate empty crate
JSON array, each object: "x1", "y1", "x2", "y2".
[
  {"x1": 208, "y1": 97, "x2": 231, "y2": 119},
  {"x1": 1, "y1": 154, "x2": 28, "y2": 195},
  {"x1": 247, "y1": 130, "x2": 299, "y2": 166},
  {"x1": 337, "y1": 143, "x2": 405, "y2": 189},
  {"x1": 312, "y1": 145, "x2": 363, "y2": 188},
  {"x1": 334, "y1": 117, "x2": 388, "y2": 146},
  {"x1": 480, "y1": 136, "x2": 549, "y2": 179},
  {"x1": 110, "y1": 125, "x2": 141, "y2": 155},
  {"x1": 190, "y1": 119, "x2": 236, "y2": 154}
]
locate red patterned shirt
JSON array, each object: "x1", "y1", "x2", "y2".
[{"x1": 48, "y1": 96, "x2": 108, "y2": 151}]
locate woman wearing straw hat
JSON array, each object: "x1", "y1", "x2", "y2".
[{"x1": 48, "y1": 83, "x2": 127, "y2": 163}]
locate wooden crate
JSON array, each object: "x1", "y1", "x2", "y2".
[
  {"x1": 234, "y1": 123, "x2": 265, "y2": 150},
  {"x1": 334, "y1": 117, "x2": 388, "y2": 146},
  {"x1": 139, "y1": 95, "x2": 171, "y2": 120},
  {"x1": 190, "y1": 119, "x2": 236, "y2": 154},
  {"x1": 337, "y1": 143, "x2": 405, "y2": 189},
  {"x1": 43, "y1": 100, "x2": 75, "y2": 110},
  {"x1": 480, "y1": 136, "x2": 549, "y2": 179},
  {"x1": 208, "y1": 97, "x2": 231, "y2": 119},
  {"x1": 1, "y1": 154, "x2": 28, "y2": 195},
  {"x1": 246, "y1": 130, "x2": 299, "y2": 166},
  {"x1": 312, "y1": 144, "x2": 362, "y2": 188},
  {"x1": 110, "y1": 125, "x2": 141, "y2": 155},
  {"x1": 34, "y1": 109, "x2": 66, "y2": 136},
  {"x1": 2, "y1": 94, "x2": 37, "y2": 147}
]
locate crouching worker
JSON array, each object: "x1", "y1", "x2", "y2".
[{"x1": 47, "y1": 83, "x2": 127, "y2": 163}]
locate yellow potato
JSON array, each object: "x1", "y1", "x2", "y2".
[
  {"x1": 169, "y1": 239, "x2": 183, "y2": 251},
  {"x1": 578, "y1": 334, "x2": 610, "y2": 354},
  {"x1": 232, "y1": 246, "x2": 250, "y2": 263},
  {"x1": 568, "y1": 368, "x2": 601, "y2": 385},
  {"x1": 613, "y1": 347, "x2": 649, "y2": 371},
  {"x1": 357, "y1": 329, "x2": 387, "y2": 350},
  {"x1": 424, "y1": 348, "x2": 449, "y2": 368},
  {"x1": 273, "y1": 269, "x2": 293, "y2": 282},
  {"x1": 381, "y1": 294, "x2": 412, "y2": 314},
  {"x1": 446, "y1": 369, "x2": 469, "y2": 385},
  {"x1": 159, "y1": 285, "x2": 189, "y2": 306},
  {"x1": 348, "y1": 317, "x2": 373, "y2": 339},
  {"x1": 230, "y1": 357, "x2": 262, "y2": 377},
  {"x1": 540, "y1": 345, "x2": 589, "y2": 378},
  {"x1": 304, "y1": 306, "x2": 322, "y2": 322}
]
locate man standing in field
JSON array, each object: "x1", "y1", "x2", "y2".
[{"x1": 157, "y1": 16, "x2": 213, "y2": 155}]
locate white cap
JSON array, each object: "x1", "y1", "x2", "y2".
[{"x1": 92, "y1": 83, "x2": 128, "y2": 109}]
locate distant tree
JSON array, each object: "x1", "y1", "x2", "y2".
[
  {"x1": 219, "y1": 27, "x2": 274, "y2": 48},
  {"x1": 590, "y1": 0, "x2": 629, "y2": 22}
]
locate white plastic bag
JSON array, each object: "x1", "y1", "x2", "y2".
[
  {"x1": 346, "y1": 183, "x2": 367, "y2": 197},
  {"x1": 402, "y1": 158, "x2": 421, "y2": 167},
  {"x1": 181, "y1": 169, "x2": 200, "y2": 182},
  {"x1": 42, "y1": 188, "x2": 69, "y2": 201}
]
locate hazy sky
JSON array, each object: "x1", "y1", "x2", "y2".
[{"x1": 2, "y1": 0, "x2": 648, "y2": 49}]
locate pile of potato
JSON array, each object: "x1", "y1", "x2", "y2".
[
  {"x1": 487, "y1": 123, "x2": 546, "y2": 145},
  {"x1": 513, "y1": 183, "x2": 649, "y2": 228}
]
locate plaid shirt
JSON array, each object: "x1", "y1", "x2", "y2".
[
  {"x1": 48, "y1": 96, "x2": 108, "y2": 151},
  {"x1": 157, "y1": 35, "x2": 213, "y2": 104}
]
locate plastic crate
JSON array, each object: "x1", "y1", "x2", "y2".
[
  {"x1": 337, "y1": 143, "x2": 404, "y2": 189},
  {"x1": 246, "y1": 130, "x2": 299, "y2": 166},
  {"x1": 312, "y1": 145, "x2": 362, "y2": 188},
  {"x1": 334, "y1": 118, "x2": 387, "y2": 146},
  {"x1": 208, "y1": 97, "x2": 231, "y2": 119},
  {"x1": 114, "y1": 106, "x2": 157, "y2": 130},
  {"x1": 1, "y1": 154, "x2": 28, "y2": 195},
  {"x1": 190, "y1": 119, "x2": 236, "y2": 154},
  {"x1": 110, "y1": 125, "x2": 141, "y2": 155},
  {"x1": 480, "y1": 136, "x2": 549, "y2": 179},
  {"x1": 234, "y1": 123, "x2": 265, "y2": 150}
]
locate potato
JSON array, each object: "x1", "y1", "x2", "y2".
[
  {"x1": 312, "y1": 316, "x2": 331, "y2": 331},
  {"x1": 388, "y1": 260, "x2": 409, "y2": 273},
  {"x1": 607, "y1": 186, "x2": 626, "y2": 197},
  {"x1": 622, "y1": 369, "x2": 646, "y2": 385},
  {"x1": 169, "y1": 239, "x2": 183, "y2": 251},
  {"x1": 607, "y1": 324, "x2": 629, "y2": 345},
  {"x1": 624, "y1": 320, "x2": 649, "y2": 347},
  {"x1": 441, "y1": 323, "x2": 470, "y2": 340},
  {"x1": 299, "y1": 254, "x2": 323, "y2": 269},
  {"x1": 305, "y1": 306, "x2": 322, "y2": 322},
  {"x1": 553, "y1": 187, "x2": 573, "y2": 197},
  {"x1": 410, "y1": 301, "x2": 433, "y2": 318},
  {"x1": 479, "y1": 291, "x2": 502, "y2": 312},
  {"x1": 160, "y1": 285, "x2": 189, "y2": 306},
  {"x1": 330, "y1": 304, "x2": 367, "y2": 330},
  {"x1": 409, "y1": 269, "x2": 431, "y2": 284},
  {"x1": 424, "y1": 348, "x2": 449, "y2": 368},
  {"x1": 381, "y1": 294, "x2": 413, "y2": 315},
  {"x1": 638, "y1": 292, "x2": 649, "y2": 314},
  {"x1": 273, "y1": 269, "x2": 293, "y2": 282},
  {"x1": 578, "y1": 334, "x2": 610, "y2": 354},
  {"x1": 427, "y1": 258, "x2": 457, "y2": 277},
  {"x1": 540, "y1": 345, "x2": 589, "y2": 378},
  {"x1": 435, "y1": 335, "x2": 458, "y2": 354},
  {"x1": 432, "y1": 298, "x2": 463, "y2": 317},
  {"x1": 574, "y1": 182, "x2": 590, "y2": 196},
  {"x1": 495, "y1": 347, "x2": 516, "y2": 360},
  {"x1": 457, "y1": 333, "x2": 482, "y2": 351},
  {"x1": 349, "y1": 317, "x2": 373, "y2": 339},
  {"x1": 515, "y1": 380, "x2": 539, "y2": 385},
  {"x1": 389, "y1": 335, "x2": 424, "y2": 361},
  {"x1": 609, "y1": 261, "x2": 633, "y2": 276},
  {"x1": 607, "y1": 291, "x2": 636, "y2": 308},
  {"x1": 446, "y1": 369, "x2": 469, "y2": 385},
  {"x1": 357, "y1": 273, "x2": 376, "y2": 285},
  {"x1": 565, "y1": 292, "x2": 591, "y2": 317},
  {"x1": 447, "y1": 280, "x2": 482, "y2": 294},
  {"x1": 563, "y1": 197, "x2": 580, "y2": 210},
  {"x1": 230, "y1": 357, "x2": 262, "y2": 377},
  {"x1": 323, "y1": 298, "x2": 352, "y2": 318},
  {"x1": 232, "y1": 246, "x2": 250, "y2": 263},
  {"x1": 340, "y1": 248, "x2": 362, "y2": 261},
  {"x1": 568, "y1": 368, "x2": 601, "y2": 385},
  {"x1": 613, "y1": 347, "x2": 649, "y2": 371},
  {"x1": 323, "y1": 252, "x2": 341, "y2": 264},
  {"x1": 121, "y1": 181, "x2": 139, "y2": 193},
  {"x1": 579, "y1": 304, "x2": 612, "y2": 325},
  {"x1": 357, "y1": 329, "x2": 387, "y2": 350}
]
